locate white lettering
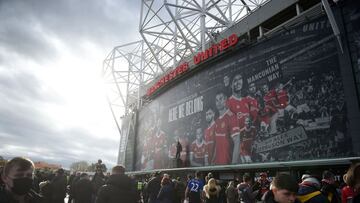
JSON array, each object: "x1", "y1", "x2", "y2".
[
  {"x1": 179, "y1": 104, "x2": 185, "y2": 118},
  {"x1": 168, "y1": 107, "x2": 178, "y2": 122},
  {"x1": 169, "y1": 96, "x2": 204, "y2": 122}
]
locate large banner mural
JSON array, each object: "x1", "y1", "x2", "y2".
[
  {"x1": 345, "y1": 0, "x2": 360, "y2": 105},
  {"x1": 135, "y1": 15, "x2": 356, "y2": 171}
]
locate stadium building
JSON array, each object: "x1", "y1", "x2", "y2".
[{"x1": 103, "y1": 0, "x2": 360, "y2": 179}]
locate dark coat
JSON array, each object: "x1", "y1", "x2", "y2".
[
  {"x1": 238, "y1": 183, "x2": 257, "y2": 203},
  {"x1": 67, "y1": 174, "x2": 75, "y2": 186},
  {"x1": 146, "y1": 176, "x2": 162, "y2": 203},
  {"x1": 173, "y1": 180, "x2": 185, "y2": 203},
  {"x1": 73, "y1": 178, "x2": 93, "y2": 203},
  {"x1": 69, "y1": 175, "x2": 80, "y2": 197},
  {"x1": 157, "y1": 184, "x2": 174, "y2": 203},
  {"x1": 298, "y1": 184, "x2": 329, "y2": 203},
  {"x1": 225, "y1": 186, "x2": 238, "y2": 203},
  {"x1": 0, "y1": 186, "x2": 43, "y2": 203},
  {"x1": 321, "y1": 182, "x2": 340, "y2": 203},
  {"x1": 92, "y1": 173, "x2": 106, "y2": 195},
  {"x1": 50, "y1": 174, "x2": 67, "y2": 202},
  {"x1": 354, "y1": 193, "x2": 360, "y2": 203},
  {"x1": 39, "y1": 181, "x2": 52, "y2": 203},
  {"x1": 95, "y1": 174, "x2": 136, "y2": 203}
]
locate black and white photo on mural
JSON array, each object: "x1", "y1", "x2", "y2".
[{"x1": 135, "y1": 13, "x2": 359, "y2": 171}]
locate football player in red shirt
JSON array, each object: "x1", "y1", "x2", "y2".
[
  {"x1": 152, "y1": 119, "x2": 167, "y2": 169},
  {"x1": 226, "y1": 73, "x2": 250, "y2": 164},
  {"x1": 214, "y1": 91, "x2": 237, "y2": 165},
  {"x1": 190, "y1": 127, "x2": 206, "y2": 167},
  {"x1": 204, "y1": 108, "x2": 216, "y2": 165},
  {"x1": 262, "y1": 84, "x2": 280, "y2": 135},
  {"x1": 247, "y1": 82, "x2": 260, "y2": 126},
  {"x1": 240, "y1": 117, "x2": 256, "y2": 163}
]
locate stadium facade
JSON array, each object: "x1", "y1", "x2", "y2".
[{"x1": 105, "y1": 0, "x2": 360, "y2": 177}]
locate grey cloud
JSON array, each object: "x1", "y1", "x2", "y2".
[
  {"x1": 0, "y1": 0, "x2": 141, "y2": 65},
  {"x1": 0, "y1": 104, "x2": 118, "y2": 168},
  {"x1": 0, "y1": 3, "x2": 57, "y2": 61},
  {"x1": 0, "y1": 0, "x2": 141, "y2": 48},
  {"x1": 0, "y1": 0, "x2": 135, "y2": 168},
  {"x1": 0, "y1": 71, "x2": 43, "y2": 102},
  {"x1": 0, "y1": 100, "x2": 55, "y2": 141},
  {"x1": 0, "y1": 23, "x2": 57, "y2": 62},
  {"x1": 0, "y1": 70, "x2": 117, "y2": 168},
  {"x1": 0, "y1": 68, "x2": 62, "y2": 104}
]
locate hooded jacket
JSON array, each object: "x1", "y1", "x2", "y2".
[
  {"x1": 298, "y1": 178, "x2": 329, "y2": 203},
  {"x1": 95, "y1": 174, "x2": 136, "y2": 203}
]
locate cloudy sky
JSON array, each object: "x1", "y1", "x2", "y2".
[{"x1": 0, "y1": 0, "x2": 140, "y2": 169}]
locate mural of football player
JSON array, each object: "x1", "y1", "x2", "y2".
[
  {"x1": 140, "y1": 114, "x2": 156, "y2": 170},
  {"x1": 247, "y1": 82, "x2": 260, "y2": 126},
  {"x1": 190, "y1": 127, "x2": 207, "y2": 166},
  {"x1": 204, "y1": 107, "x2": 216, "y2": 165},
  {"x1": 214, "y1": 91, "x2": 237, "y2": 165},
  {"x1": 226, "y1": 73, "x2": 250, "y2": 164},
  {"x1": 240, "y1": 117, "x2": 257, "y2": 163},
  {"x1": 262, "y1": 84, "x2": 280, "y2": 135},
  {"x1": 275, "y1": 81, "x2": 292, "y2": 132},
  {"x1": 276, "y1": 82, "x2": 290, "y2": 110},
  {"x1": 153, "y1": 118, "x2": 167, "y2": 169},
  {"x1": 141, "y1": 134, "x2": 154, "y2": 170}
]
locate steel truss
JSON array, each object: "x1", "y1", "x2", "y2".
[
  {"x1": 104, "y1": 0, "x2": 269, "y2": 125},
  {"x1": 103, "y1": 0, "x2": 272, "y2": 165},
  {"x1": 140, "y1": 0, "x2": 268, "y2": 72},
  {"x1": 103, "y1": 41, "x2": 164, "y2": 164}
]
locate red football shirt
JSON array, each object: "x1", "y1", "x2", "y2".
[
  {"x1": 213, "y1": 110, "x2": 236, "y2": 165},
  {"x1": 226, "y1": 95, "x2": 251, "y2": 131},
  {"x1": 204, "y1": 122, "x2": 216, "y2": 164}
]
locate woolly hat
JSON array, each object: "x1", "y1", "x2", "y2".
[
  {"x1": 302, "y1": 177, "x2": 321, "y2": 189},
  {"x1": 301, "y1": 174, "x2": 310, "y2": 181}
]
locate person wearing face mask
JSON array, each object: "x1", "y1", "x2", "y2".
[{"x1": 0, "y1": 157, "x2": 43, "y2": 203}]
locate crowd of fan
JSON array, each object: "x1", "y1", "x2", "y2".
[{"x1": 1, "y1": 157, "x2": 360, "y2": 203}]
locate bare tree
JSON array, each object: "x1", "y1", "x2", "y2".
[{"x1": 70, "y1": 161, "x2": 89, "y2": 171}]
